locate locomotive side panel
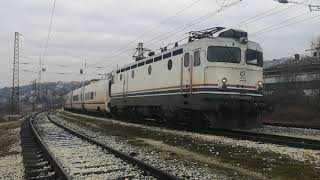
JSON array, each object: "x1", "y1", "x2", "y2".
[{"x1": 111, "y1": 47, "x2": 186, "y2": 108}]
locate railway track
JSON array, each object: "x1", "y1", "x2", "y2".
[
  {"x1": 21, "y1": 113, "x2": 71, "y2": 179},
  {"x1": 22, "y1": 112, "x2": 178, "y2": 180},
  {"x1": 262, "y1": 122, "x2": 320, "y2": 131},
  {"x1": 62, "y1": 110, "x2": 320, "y2": 151},
  {"x1": 208, "y1": 129, "x2": 320, "y2": 150}
]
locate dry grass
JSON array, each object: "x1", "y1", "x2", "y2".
[
  {"x1": 263, "y1": 105, "x2": 320, "y2": 126},
  {"x1": 0, "y1": 120, "x2": 21, "y2": 157}
]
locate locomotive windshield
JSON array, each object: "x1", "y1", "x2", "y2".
[
  {"x1": 246, "y1": 49, "x2": 263, "y2": 67},
  {"x1": 207, "y1": 46, "x2": 241, "y2": 63}
]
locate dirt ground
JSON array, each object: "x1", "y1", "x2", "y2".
[
  {"x1": 0, "y1": 118, "x2": 24, "y2": 179},
  {"x1": 263, "y1": 105, "x2": 320, "y2": 127}
]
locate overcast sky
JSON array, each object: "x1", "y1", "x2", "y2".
[{"x1": 0, "y1": 0, "x2": 319, "y2": 88}]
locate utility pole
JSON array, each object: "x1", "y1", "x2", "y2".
[
  {"x1": 32, "y1": 79, "x2": 37, "y2": 112},
  {"x1": 11, "y1": 32, "x2": 20, "y2": 115}
]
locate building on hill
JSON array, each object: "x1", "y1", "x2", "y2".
[
  {"x1": 262, "y1": 42, "x2": 320, "y2": 125},
  {"x1": 264, "y1": 47, "x2": 320, "y2": 97}
]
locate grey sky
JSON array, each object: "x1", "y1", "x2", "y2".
[{"x1": 0, "y1": 0, "x2": 319, "y2": 88}]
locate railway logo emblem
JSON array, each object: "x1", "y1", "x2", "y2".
[{"x1": 240, "y1": 71, "x2": 246, "y2": 82}]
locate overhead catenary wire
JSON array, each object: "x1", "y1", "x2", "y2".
[
  {"x1": 144, "y1": 0, "x2": 242, "y2": 47},
  {"x1": 229, "y1": 0, "x2": 308, "y2": 29},
  {"x1": 109, "y1": 0, "x2": 203, "y2": 55},
  {"x1": 86, "y1": 0, "x2": 204, "y2": 69},
  {"x1": 250, "y1": 13, "x2": 320, "y2": 38},
  {"x1": 83, "y1": 0, "x2": 307, "y2": 72},
  {"x1": 249, "y1": 11, "x2": 311, "y2": 37},
  {"x1": 21, "y1": 69, "x2": 102, "y2": 76},
  {"x1": 42, "y1": 0, "x2": 57, "y2": 66},
  {"x1": 215, "y1": 0, "x2": 227, "y2": 7},
  {"x1": 89, "y1": 0, "x2": 242, "y2": 70}
]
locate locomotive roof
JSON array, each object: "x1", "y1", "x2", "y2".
[{"x1": 113, "y1": 37, "x2": 262, "y2": 74}]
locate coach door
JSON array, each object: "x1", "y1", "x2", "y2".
[{"x1": 181, "y1": 52, "x2": 193, "y2": 94}]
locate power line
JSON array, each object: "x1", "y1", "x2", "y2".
[
  {"x1": 249, "y1": 11, "x2": 311, "y2": 37},
  {"x1": 109, "y1": 0, "x2": 203, "y2": 56},
  {"x1": 38, "y1": 0, "x2": 57, "y2": 91},
  {"x1": 89, "y1": 0, "x2": 242, "y2": 70},
  {"x1": 229, "y1": 0, "x2": 309, "y2": 30},
  {"x1": 215, "y1": 0, "x2": 227, "y2": 7},
  {"x1": 250, "y1": 13, "x2": 320, "y2": 38},
  {"x1": 144, "y1": 0, "x2": 242, "y2": 47},
  {"x1": 42, "y1": 0, "x2": 57, "y2": 66},
  {"x1": 21, "y1": 69, "x2": 102, "y2": 76}
]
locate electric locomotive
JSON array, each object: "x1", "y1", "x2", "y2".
[{"x1": 65, "y1": 27, "x2": 264, "y2": 129}]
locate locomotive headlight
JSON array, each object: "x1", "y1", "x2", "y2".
[
  {"x1": 222, "y1": 78, "x2": 228, "y2": 84},
  {"x1": 221, "y1": 78, "x2": 227, "y2": 88},
  {"x1": 257, "y1": 81, "x2": 263, "y2": 92}
]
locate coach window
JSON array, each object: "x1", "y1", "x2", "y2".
[
  {"x1": 154, "y1": 55, "x2": 162, "y2": 62},
  {"x1": 148, "y1": 65, "x2": 152, "y2": 75},
  {"x1": 194, "y1": 51, "x2": 200, "y2": 66},
  {"x1": 184, "y1": 53, "x2": 190, "y2": 67},
  {"x1": 167, "y1": 59, "x2": 172, "y2": 70},
  {"x1": 131, "y1": 70, "x2": 134, "y2": 79},
  {"x1": 138, "y1": 61, "x2": 145, "y2": 67},
  {"x1": 163, "y1": 52, "x2": 171, "y2": 59}
]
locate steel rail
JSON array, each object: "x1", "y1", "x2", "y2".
[
  {"x1": 208, "y1": 129, "x2": 320, "y2": 150},
  {"x1": 262, "y1": 122, "x2": 320, "y2": 131},
  {"x1": 62, "y1": 109, "x2": 320, "y2": 150},
  {"x1": 46, "y1": 111, "x2": 179, "y2": 180},
  {"x1": 27, "y1": 113, "x2": 72, "y2": 180}
]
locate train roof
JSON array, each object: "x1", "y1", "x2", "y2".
[{"x1": 114, "y1": 36, "x2": 261, "y2": 73}]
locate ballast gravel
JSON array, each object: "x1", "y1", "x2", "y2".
[
  {"x1": 250, "y1": 125, "x2": 320, "y2": 140},
  {"x1": 33, "y1": 114, "x2": 155, "y2": 179},
  {"x1": 53, "y1": 110, "x2": 320, "y2": 179},
  {"x1": 50, "y1": 114, "x2": 232, "y2": 179},
  {"x1": 58, "y1": 111, "x2": 320, "y2": 165}
]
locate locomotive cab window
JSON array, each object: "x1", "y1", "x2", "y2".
[
  {"x1": 207, "y1": 46, "x2": 241, "y2": 63},
  {"x1": 194, "y1": 51, "x2": 200, "y2": 66},
  {"x1": 246, "y1": 49, "x2": 263, "y2": 67},
  {"x1": 184, "y1": 53, "x2": 190, "y2": 67}
]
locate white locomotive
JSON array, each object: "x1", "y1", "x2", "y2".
[{"x1": 64, "y1": 27, "x2": 264, "y2": 129}]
